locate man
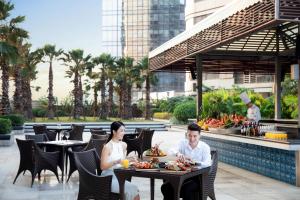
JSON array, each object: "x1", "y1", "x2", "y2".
[
  {"x1": 240, "y1": 92, "x2": 261, "y2": 122},
  {"x1": 161, "y1": 123, "x2": 211, "y2": 200}
]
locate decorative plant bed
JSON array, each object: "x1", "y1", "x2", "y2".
[{"x1": 12, "y1": 126, "x2": 24, "y2": 135}]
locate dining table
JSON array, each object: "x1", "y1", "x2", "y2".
[
  {"x1": 114, "y1": 165, "x2": 210, "y2": 200},
  {"x1": 37, "y1": 140, "x2": 87, "y2": 182}
]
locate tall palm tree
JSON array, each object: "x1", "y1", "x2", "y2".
[
  {"x1": 105, "y1": 55, "x2": 116, "y2": 117},
  {"x1": 115, "y1": 56, "x2": 141, "y2": 119},
  {"x1": 0, "y1": 1, "x2": 28, "y2": 115},
  {"x1": 21, "y1": 48, "x2": 42, "y2": 119},
  {"x1": 61, "y1": 49, "x2": 91, "y2": 119},
  {"x1": 39, "y1": 44, "x2": 63, "y2": 119},
  {"x1": 12, "y1": 40, "x2": 30, "y2": 114},
  {"x1": 137, "y1": 57, "x2": 158, "y2": 120},
  {"x1": 85, "y1": 71, "x2": 100, "y2": 117},
  {"x1": 92, "y1": 53, "x2": 113, "y2": 119}
]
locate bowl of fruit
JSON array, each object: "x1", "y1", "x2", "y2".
[{"x1": 144, "y1": 144, "x2": 167, "y2": 157}]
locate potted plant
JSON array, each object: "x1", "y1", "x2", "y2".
[
  {"x1": 0, "y1": 114, "x2": 24, "y2": 134},
  {"x1": 0, "y1": 118, "x2": 13, "y2": 146}
]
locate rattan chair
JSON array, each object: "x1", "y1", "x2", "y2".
[
  {"x1": 67, "y1": 138, "x2": 107, "y2": 182},
  {"x1": 74, "y1": 149, "x2": 119, "y2": 200},
  {"x1": 194, "y1": 150, "x2": 218, "y2": 200},
  {"x1": 25, "y1": 134, "x2": 46, "y2": 143},
  {"x1": 90, "y1": 128, "x2": 106, "y2": 136},
  {"x1": 125, "y1": 129, "x2": 154, "y2": 159},
  {"x1": 13, "y1": 139, "x2": 60, "y2": 187},
  {"x1": 67, "y1": 124, "x2": 85, "y2": 141},
  {"x1": 33, "y1": 124, "x2": 57, "y2": 141}
]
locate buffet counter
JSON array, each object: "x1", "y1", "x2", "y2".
[{"x1": 201, "y1": 131, "x2": 300, "y2": 186}]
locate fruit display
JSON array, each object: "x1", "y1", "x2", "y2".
[
  {"x1": 164, "y1": 160, "x2": 194, "y2": 171},
  {"x1": 133, "y1": 161, "x2": 155, "y2": 169},
  {"x1": 198, "y1": 114, "x2": 246, "y2": 130},
  {"x1": 145, "y1": 143, "x2": 166, "y2": 157}
]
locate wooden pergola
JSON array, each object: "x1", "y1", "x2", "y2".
[{"x1": 149, "y1": 0, "x2": 300, "y2": 123}]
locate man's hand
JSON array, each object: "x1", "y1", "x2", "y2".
[{"x1": 176, "y1": 153, "x2": 185, "y2": 163}]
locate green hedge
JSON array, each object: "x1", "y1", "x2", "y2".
[
  {"x1": 0, "y1": 114, "x2": 24, "y2": 126},
  {"x1": 173, "y1": 101, "x2": 196, "y2": 123},
  {"x1": 0, "y1": 118, "x2": 12, "y2": 134},
  {"x1": 153, "y1": 112, "x2": 172, "y2": 119}
]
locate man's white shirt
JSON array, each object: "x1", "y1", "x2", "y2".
[{"x1": 170, "y1": 139, "x2": 212, "y2": 167}]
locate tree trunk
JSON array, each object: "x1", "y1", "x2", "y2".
[
  {"x1": 22, "y1": 78, "x2": 33, "y2": 119},
  {"x1": 99, "y1": 70, "x2": 107, "y2": 119},
  {"x1": 47, "y1": 61, "x2": 55, "y2": 119},
  {"x1": 145, "y1": 74, "x2": 151, "y2": 120},
  {"x1": 13, "y1": 65, "x2": 23, "y2": 114},
  {"x1": 1, "y1": 59, "x2": 11, "y2": 115},
  {"x1": 118, "y1": 87, "x2": 123, "y2": 118},
  {"x1": 93, "y1": 87, "x2": 98, "y2": 117},
  {"x1": 73, "y1": 71, "x2": 81, "y2": 119},
  {"x1": 126, "y1": 85, "x2": 132, "y2": 119},
  {"x1": 79, "y1": 75, "x2": 83, "y2": 115},
  {"x1": 107, "y1": 77, "x2": 114, "y2": 117}
]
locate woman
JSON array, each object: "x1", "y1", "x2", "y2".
[{"x1": 101, "y1": 121, "x2": 140, "y2": 200}]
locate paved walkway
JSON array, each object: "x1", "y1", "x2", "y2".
[{"x1": 0, "y1": 127, "x2": 300, "y2": 200}]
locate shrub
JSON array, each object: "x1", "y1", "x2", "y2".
[
  {"x1": 0, "y1": 114, "x2": 24, "y2": 126},
  {"x1": 32, "y1": 108, "x2": 47, "y2": 117},
  {"x1": 173, "y1": 101, "x2": 196, "y2": 123},
  {"x1": 0, "y1": 118, "x2": 12, "y2": 134},
  {"x1": 153, "y1": 112, "x2": 172, "y2": 119}
]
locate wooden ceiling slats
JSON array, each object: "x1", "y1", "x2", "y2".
[{"x1": 149, "y1": 0, "x2": 300, "y2": 74}]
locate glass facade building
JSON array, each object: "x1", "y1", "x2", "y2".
[{"x1": 102, "y1": 0, "x2": 186, "y2": 93}]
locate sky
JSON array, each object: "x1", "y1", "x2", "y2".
[{"x1": 10, "y1": 0, "x2": 103, "y2": 102}]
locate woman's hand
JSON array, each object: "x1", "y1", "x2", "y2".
[{"x1": 113, "y1": 159, "x2": 121, "y2": 165}]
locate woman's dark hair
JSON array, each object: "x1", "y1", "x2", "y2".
[
  {"x1": 106, "y1": 121, "x2": 125, "y2": 143},
  {"x1": 187, "y1": 123, "x2": 201, "y2": 133}
]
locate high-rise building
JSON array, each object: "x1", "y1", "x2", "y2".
[{"x1": 102, "y1": 0, "x2": 186, "y2": 101}]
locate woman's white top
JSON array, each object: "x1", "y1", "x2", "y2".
[{"x1": 106, "y1": 140, "x2": 125, "y2": 169}]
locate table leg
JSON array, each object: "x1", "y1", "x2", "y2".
[
  {"x1": 150, "y1": 178, "x2": 154, "y2": 200},
  {"x1": 61, "y1": 147, "x2": 65, "y2": 182},
  {"x1": 116, "y1": 177, "x2": 126, "y2": 200},
  {"x1": 169, "y1": 178, "x2": 183, "y2": 200}
]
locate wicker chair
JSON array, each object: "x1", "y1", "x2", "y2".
[
  {"x1": 125, "y1": 129, "x2": 154, "y2": 159},
  {"x1": 33, "y1": 124, "x2": 57, "y2": 141},
  {"x1": 67, "y1": 138, "x2": 107, "y2": 182},
  {"x1": 25, "y1": 134, "x2": 46, "y2": 142},
  {"x1": 194, "y1": 150, "x2": 218, "y2": 200},
  {"x1": 13, "y1": 139, "x2": 60, "y2": 187},
  {"x1": 67, "y1": 124, "x2": 85, "y2": 141},
  {"x1": 74, "y1": 149, "x2": 119, "y2": 200},
  {"x1": 90, "y1": 128, "x2": 106, "y2": 135}
]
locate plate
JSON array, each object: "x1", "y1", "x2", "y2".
[
  {"x1": 144, "y1": 154, "x2": 167, "y2": 157},
  {"x1": 135, "y1": 168, "x2": 159, "y2": 172}
]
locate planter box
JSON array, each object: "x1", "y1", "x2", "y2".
[
  {"x1": 0, "y1": 132, "x2": 15, "y2": 146},
  {"x1": 12, "y1": 125, "x2": 24, "y2": 135}
]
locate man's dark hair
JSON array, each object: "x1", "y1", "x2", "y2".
[{"x1": 188, "y1": 123, "x2": 201, "y2": 133}]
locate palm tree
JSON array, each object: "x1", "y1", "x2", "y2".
[
  {"x1": 12, "y1": 40, "x2": 30, "y2": 114},
  {"x1": 137, "y1": 57, "x2": 158, "y2": 120},
  {"x1": 92, "y1": 53, "x2": 113, "y2": 119},
  {"x1": 105, "y1": 55, "x2": 116, "y2": 117},
  {"x1": 61, "y1": 49, "x2": 91, "y2": 119},
  {"x1": 85, "y1": 69, "x2": 100, "y2": 117},
  {"x1": 39, "y1": 44, "x2": 63, "y2": 119},
  {"x1": 115, "y1": 56, "x2": 141, "y2": 119},
  {"x1": 0, "y1": 1, "x2": 28, "y2": 115},
  {"x1": 21, "y1": 48, "x2": 42, "y2": 119}
]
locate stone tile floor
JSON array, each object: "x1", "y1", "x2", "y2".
[{"x1": 0, "y1": 127, "x2": 300, "y2": 200}]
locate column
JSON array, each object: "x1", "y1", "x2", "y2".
[{"x1": 196, "y1": 54, "x2": 203, "y2": 121}]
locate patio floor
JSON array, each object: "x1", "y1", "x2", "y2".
[{"x1": 0, "y1": 126, "x2": 300, "y2": 200}]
